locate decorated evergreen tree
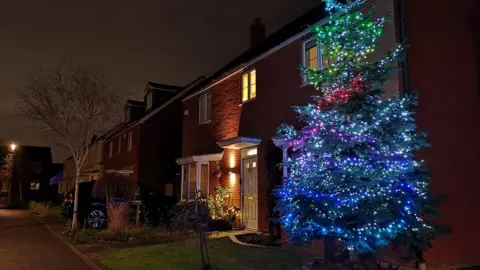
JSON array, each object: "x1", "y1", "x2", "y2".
[{"x1": 276, "y1": 0, "x2": 436, "y2": 254}]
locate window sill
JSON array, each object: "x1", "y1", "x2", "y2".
[
  {"x1": 239, "y1": 97, "x2": 256, "y2": 106},
  {"x1": 300, "y1": 82, "x2": 312, "y2": 88},
  {"x1": 198, "y1": 120, "x2": 211, "y2": 126}
]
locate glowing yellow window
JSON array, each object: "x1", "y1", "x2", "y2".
[
  {"x1": 242, "y1": 73, "x2": 249, "y2": 102},
  {"x1": 242, "y1": 69, "x2": 257, "y2": 103},
  {"x1": 249, "y1": 70, "x2": 256, "y2": 99}
]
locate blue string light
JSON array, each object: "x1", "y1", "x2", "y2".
[{"x1": 275, "y1": 0, "x2": 432, "y2": 253}]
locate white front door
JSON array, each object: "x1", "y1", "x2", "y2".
[{"x1": 243, "y1": 157, "x2": 258, "y2": 230}]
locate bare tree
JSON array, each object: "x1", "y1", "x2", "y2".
[
  {"x1": 0, "y1": 154, "x2": 14, "y2": 205},
  {"x1": 18, "y1": 60, "x2": 121, "y2": 228}
]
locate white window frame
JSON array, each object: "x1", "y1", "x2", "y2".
[
  {"x1": 180, "y1": 162, "x2": 210, "y2": 200},
  {"x1": 146, "y1": 92, "x2": 153, "y2": 109},
  {"x1": 117, "y1": 137, "x2": 121, "y2": 153},
  {"x1": 128, "y1": 131, "x2": 133, "y2": 150},
  {"x1": 199, "y1": 92, "x2": 211, "y2": 124},
  {"x1": 241, "y1": 69, "x2": 256, "y2": 103},
  {"x1": 302, "y1": 37, "x2": 329, "y2": 83},
  {"x1": 109, "y1": 141, "x2": 113, "y2": 158},
  {"x1": 125, "y1": 110, "x2": 130, "y2": 122}
]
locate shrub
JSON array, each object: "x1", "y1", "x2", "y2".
[
  {"x1": 207, "y1": 186, "x2": 240, "y2": 228},
  {"x1": 28, "y1": 201, "x2": 52, "y2": 217},
  {"x1": 107, "y1": 202, "x2": 131, "y2": 233}
]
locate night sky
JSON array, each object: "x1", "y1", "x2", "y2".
[{"x1": 0, "y1": 0, "x2": 319, "y2": 162}]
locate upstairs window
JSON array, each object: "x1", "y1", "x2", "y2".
[
  {"x1": 199, "y1": 92, "x2": 211, "y2": 124},
  {"x1": 117, "y1": 137, "x2": 121, "y2": 153},
  {"x1": 125, "y1": 110, "x2": 130, "y2": 122},
  {"x1": 303, "y1": 38, "x2": 335, "y2": 82},
  {"x1": 128, "y1": 131, "x2": 133, "y2": 150},
  {"x1": 146, "y1": 92, "x2": 153, "y2": 109},
  {"x1": 305, "y1": 40, "x2": 319, "y2": 70},
  {"x1": 242, "y1": 69, "x2": 256, "y2": 102}
]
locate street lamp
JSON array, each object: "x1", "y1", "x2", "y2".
[{"x1": 10, "y1": 143, "x2": 16, "y2": 152}]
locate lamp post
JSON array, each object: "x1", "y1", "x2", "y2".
[{"x1": 6, "y1": 143, "x2": 16, "y2": 205}]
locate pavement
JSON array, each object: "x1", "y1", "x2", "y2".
[{"x1": 0, "y1": 209, "x2": 92, "y2": 270}]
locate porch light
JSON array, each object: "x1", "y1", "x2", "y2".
[
  {"x1": 229, "y1": 154, "x2": 235, "y2": 168},
  {"x1": 246, "y1": 148, "x2": 257, "y2": 156},
  {"x1": 10, "y1": 143, "x2": 16, "y2": 152}
]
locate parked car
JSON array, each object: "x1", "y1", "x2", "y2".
[{"x1": 61, "y1": 181, "x2": 108, "y2": 228}]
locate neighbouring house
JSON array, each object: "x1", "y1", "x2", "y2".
[
  {"x1": 102, "y1": 78, "x2": 204, "y2": 199},
  {"x1": 177, "y1": 0, "x2": 480, "y2": 266},
  {"x1": 58, "y1": 137, "x2": 105, "y2": 194},
  {"x1": 178, "y1": 1, "x2": 396, "y2": 231},
  {"x1": 0, "y1": 145, "x2": 53, "y2": 203}
]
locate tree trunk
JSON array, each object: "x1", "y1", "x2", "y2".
[{"x1": 71, "y1": 169, "x2": 81, "y2": 229}]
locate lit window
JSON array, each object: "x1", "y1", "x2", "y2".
[
  {"x1": 117, "y1": 137, "x2": 121, "y2": 153},
  {"x1": 199, "y1": 92, "x2": 211, "y2": 124},
  {"x1": 146, "y1": 92, "x2": 153, "y2": 109},
  {"x1": 30, "y1": 182, "x2": 40, "y2": 190},
  {"x1": 305, "y1": 40, "x2": 319, "y2": 70},
  {"x1": 242, "y1": 69, "x2": 256, "y2": 102},
  {"x1": 109, "y1": 141, "x2": 113, "y2": 158},
  {"x1": 303, "y1": 38, "x2": 335, "y2": 82},
  {"x1": 128, "y1": 131, "x2": 133, "y2": 150}
]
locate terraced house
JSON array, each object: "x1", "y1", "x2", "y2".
[
  {"x1": 102, "y1": 78, "x2": 204, "y2": 198},
  {"x1": 177, "y1": 0, "x2": 480, "y2": 266}
]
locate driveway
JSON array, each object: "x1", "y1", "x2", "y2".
[{"x1": 0, "y1": 209, "x2": 92, "y2": 270}]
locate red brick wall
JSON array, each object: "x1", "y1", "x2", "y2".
[
  {"x1": 404, "y1": 0, "x2": 480, "y2": 265},
  {"x1": 182, "y1": 74, "x2": 242, "y2": 158},
  {"x1": 181, "y1": 0, "x2": 398, "y2": 235},
  {"x1": 138, "y1": 101, "x2": 183, "y2": 195},
  {"x1": 219, "y1": 148, "x2": 241, "y2": 208},
  {"x1": 102, "y1": 125, "x2": 140, "y2": 182}
]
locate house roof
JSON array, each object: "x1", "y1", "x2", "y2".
[
  {"x1": 125, "y1": 99, "x2": 145, "y2": 107},
  {"x1": 146, "y1": 82, "x2": 184, "y2": 92},
  {"x1": 103, "y1": 76, "x2": 206, "y2": 142},
  {"x1": 184, "y1": 4, "x2": 327, "y2": 100}
]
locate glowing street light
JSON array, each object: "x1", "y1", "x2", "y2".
[{"x1": 10, "y1": 143, "x2": 16, "y2": 152}]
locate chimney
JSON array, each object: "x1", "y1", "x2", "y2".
[{"x1": 250, "y1": 17, "x2": 266, "y2": 47}]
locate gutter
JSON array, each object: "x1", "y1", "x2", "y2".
[{"x1": 182, "y1": 17, "x2": 330, "y2": 103}]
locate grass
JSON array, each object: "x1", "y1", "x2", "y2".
[{"x1": 101, "y1": 237, "x2": 304, "y2": 270}]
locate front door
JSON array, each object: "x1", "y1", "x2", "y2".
[{"x1": 243, "y1": 157, "x2": 258, "y2": 230}]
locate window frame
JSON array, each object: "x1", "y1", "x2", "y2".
[
  {"x1": 125, "y1": 109, "x2": 130, "y2": 122},
  {"x1": 180, "y1": 162, "x2": 210, "y2": 200},
  {"x1": 241, "y1": 69, "x2": 257, "y2": 103},
  {"x1": 146, "y1": 92, "x2": 153, "y2": 109},
  {"x1": 302, "y1": 37, "x2": 332, "y2": 84},
  {"x1": 198, "y1": 92, "x2": 212, "y2": 124},
  {"x1": 128, "y1": 130, "x2": 133, "y2": 150}
]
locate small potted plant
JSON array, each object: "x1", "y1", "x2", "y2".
[{"x1": 212, "y1": 161, "x2": 222, "y2": 178}]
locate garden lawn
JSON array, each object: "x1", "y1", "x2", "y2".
[{"x1": 101, "y1": 237, "x2": 304, "y2": 270}]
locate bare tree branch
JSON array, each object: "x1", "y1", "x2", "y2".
[{"x1": 18, "y1": 59, "x2": 122, "y2": 228}]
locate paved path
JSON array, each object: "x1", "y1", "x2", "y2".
[{"x1": 0, "y1": 209, "x2": 92, "y2": 270}]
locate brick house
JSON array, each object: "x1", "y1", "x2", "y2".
[
  {"x1": 102, "y1": 78, "x2": 204, "y2": 198},
  {"x1": 0, "y1": 145, "x2": 53, "y2": 203},
  {"x1": 178, "y1": 1, "x2": 397, "y2": 231},
  {"x1": 177, "y1": 0, "x2": 480, "y2": 266},
  {"x1": 58, "y1": 137, "x2": 104, "y2": 193}
]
